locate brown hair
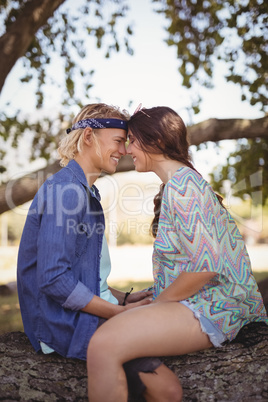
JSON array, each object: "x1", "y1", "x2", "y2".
[
  {"x1": 128, "y1": 106, "x2": 224, "y2": 237},
  {"x1": 58, "y1": 103, "x2": 129, "y2": 166}
]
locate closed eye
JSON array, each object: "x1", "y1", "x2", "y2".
[
  {"x1": 127, "y1": 136, "x2": 135, "y2": 145},
  {"x1": 114, "y1": 137, "x2": 126, "y2": 144}
]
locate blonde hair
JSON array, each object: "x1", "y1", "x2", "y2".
[{"x1": 58, "y1": 103, "x2": 129, "y2": 166}]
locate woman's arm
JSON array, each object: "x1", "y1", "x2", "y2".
[
  {"x1": 108, "y1": 286, "x2": 153, "y2": 305},
  {"x1": 154, "y1": 271, "x2": 217, "y2": 303},
  {"x1": 36, "y1": 184, "x2": 95, "y2": 308},
  {"x1": 108, "y1": 287, "x2": 125, "y2": 305},
  {"x1": 81, "y1": 294, "x2": 151, "y2": 319}
]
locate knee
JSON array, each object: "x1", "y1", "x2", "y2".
[
  {"x1": 164, "y1": 381, "x2": 183, "y2": 402},
  {"x1": 142, "y1": 373, "x2": 183, "y2": 402}
]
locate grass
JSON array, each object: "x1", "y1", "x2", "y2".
[
  {"x1": 0, "y1": 293, "x2": 23, "y2": 334},
  {"x1": 1, "y1": 275, "x2": 267, "y2": 335},
  {"x1": 253, "y1": 271, "x2": 268, "y2": 283}
]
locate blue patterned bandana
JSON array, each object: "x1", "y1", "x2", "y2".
[{"x1": 66, "y1": 118, "x2": 128, "y2": 134}]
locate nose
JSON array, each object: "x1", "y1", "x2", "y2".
[
  {"x1": 126, "y1": 143, "x2": 132, "y2": 154},
  {"x1": 119, "y1": 142, "x2": 127, "y2": 156}
]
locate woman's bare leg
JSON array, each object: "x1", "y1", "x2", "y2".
[
  {"x1": 139, "y1": 363, "x2": 183, "y2": 402},
  {"x1": 87, "y1": 302, "x2": 213, "y2": 402}
]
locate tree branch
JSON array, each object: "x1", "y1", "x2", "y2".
[
  {"x1": 0, "y1": 117, "x2": 267, "y2": 214},
  {"x1": 0, "y1": 0, "x2": 65, "y2": 93},
  {"x1": 188, "y1": 116, "x2": 268, "y2": 146},
  {"x1": 0, "y1": 156, "x2": 135, "y2": 214}
]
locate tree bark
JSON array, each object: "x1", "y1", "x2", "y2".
[
  {"x1": 0, "y1": 323, "x2": 267, "y2": 401},
  {"x1": 0, "y1": 0, "x2": 66, "y2": 93},
  {"x1": 188, "y1": 116, "x2": 268, "y2": 146},
  {"x1": 0, "y1": 116, "x2": 267, "y2": 215}
]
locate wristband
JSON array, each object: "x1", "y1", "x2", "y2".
[{"x1": 123, "y1": 287, "x2": 133, "y2": 306}]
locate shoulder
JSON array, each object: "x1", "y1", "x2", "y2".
[
  {"x1": 163, "y1": 168, "x2": 220, "y2": 216},
  {"x1": 47, "y1": 164, "x2": 75, "y2": 184},
  {"x1": 33, "y1": 167, "x2": 88, "y2": 213},
  {"x1": 165, "y1": 167, "x2": 207, "y2": 197},
  {"x1": 41, "y1": 164, "x2": 86, "y2": 195}
]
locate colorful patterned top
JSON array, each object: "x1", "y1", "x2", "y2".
[{"x1": 152, "y1": 167, "x2": 268, "y2": 341}]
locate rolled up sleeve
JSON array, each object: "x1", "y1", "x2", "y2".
[{"x1": 62, "y1": 281, "x2": 94, "y2": 310}]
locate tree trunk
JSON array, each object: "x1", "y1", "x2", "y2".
[
  {"x1": 0, "y1": 323, "x2": 267, "y2": 401},
  {"x1": 0, "y1": 117, "x2": 267, "y2": 215},
  {"x1": 0, "y1": 0, "x2": 66, "y2": 93},
  {"x1": 0, "y1": 280, "x2": 267, "y2": 401}
]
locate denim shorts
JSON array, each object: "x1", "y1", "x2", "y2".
[{"x1": 180, "y1": 300, "x2": 227, "y2": 347}]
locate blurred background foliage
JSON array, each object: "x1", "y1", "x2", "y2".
[
  {"x1": 210, "y1": 138, "x2": 268, "y2": 205},
  {"x1": 0, "y1": 0, "x2": 267, "y2": 192}
]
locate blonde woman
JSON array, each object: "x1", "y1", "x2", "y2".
[{"x1": 17, "y1": 103, "x2": 158, "y2": 397}]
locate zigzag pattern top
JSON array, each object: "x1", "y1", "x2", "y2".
[{"x1": 152, "y1": 167, "x2": 268, "y2": 341}]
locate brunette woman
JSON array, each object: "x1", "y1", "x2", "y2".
[{"x1": 87, "y1": 106, "x2": 268, "y2": 402}]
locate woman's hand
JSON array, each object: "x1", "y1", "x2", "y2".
[
  {"x1": 125, "y1": 289, "x2": 153, "y2": 304},
  {"x1": 81, "y1": 294, "x2": 152, "y2": 319},
  {"x1": 123, "y1": 297, "x2": 152, "y2": 310},
  {"x1": 108, "y1": 286, "x2": 153, "y2": 305}
]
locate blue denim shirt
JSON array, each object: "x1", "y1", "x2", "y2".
[{"x1": 17, "y1": 160, "x2": 104, "y2": 360}]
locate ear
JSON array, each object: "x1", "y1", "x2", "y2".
[{"x1": 82, "y1": 127, "x2": 93, "y2": 146}]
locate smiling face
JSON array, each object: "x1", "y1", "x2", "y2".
[
  {"x1": 92, "y1": 128, "x2": 127, "y2": 174},
  {"x1": 126, "y1": 133, "x2": 153, "y2": 172}
]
